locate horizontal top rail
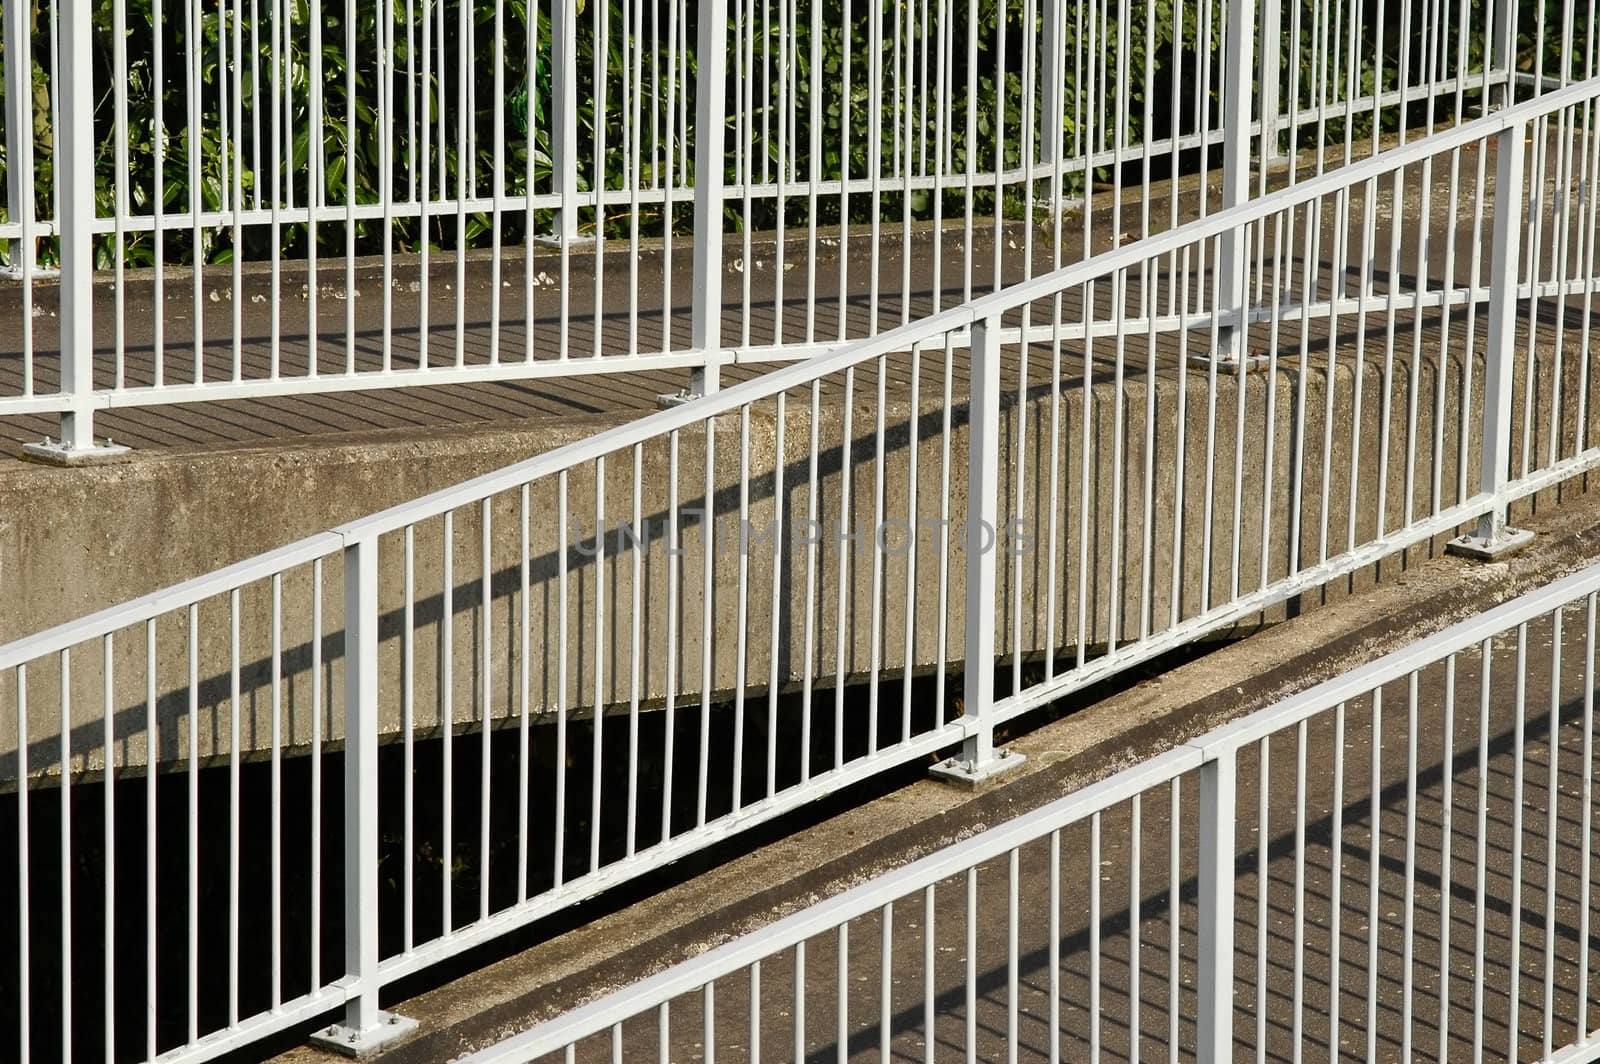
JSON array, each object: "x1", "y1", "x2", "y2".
[
  {"x1": 459, "y1": 552, "x2": 1600, "y2": 1061},
  {"x1": 0, "y1": 532, "x2": 345, "y2": 672},
  {"x1": 335, "y1": 306, "x2": 980, "y2": 541},
  {"x1": 337, "y1": 80, "x2": 1587, "y2": 540},
  {"x1": 6, "y1": 76, "x2": 1598, "y2": 668},
  {"x1": 452, "y1": 743, "x2": 1207, "y2": 1062},
  {"x1": 337, "y1": 86, "x2": 1587, "y2": 534},
  {"x1": 1194, "y1": 558, "x2": 1600, "y2": 757},
  {"x1": 968, "y1": 75, "x2": 1599, "y2": 319},
  {"x1": 344, "y1": 76, "x2": 1600, "y2": 541}
]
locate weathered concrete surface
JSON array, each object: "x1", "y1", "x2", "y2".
[
  {"x1": 1, "y1": 317, "x2": 1596, "y2": 777},
  {"x1": 263, "y1": 437, "x2": 1600, "y2": 1064}
]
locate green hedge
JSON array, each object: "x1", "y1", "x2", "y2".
[{"x1": 0, "y1": 0, "x2": 1514, "y2": 270}]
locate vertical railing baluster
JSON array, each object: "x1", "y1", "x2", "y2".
[
  {"x1": 2, "y1": 0, "x2": 38, "y2": 277},
  {"x1": 1197, "y1": 751, "x2": 1237, "y2": 1064},
  {"x1": 1450, "y1": 119, "x2": 1534, "y2": 558},
  {"x1": 932, "y1": 313, "x2": 1023, "y2": 783}
]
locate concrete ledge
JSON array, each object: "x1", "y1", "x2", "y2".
[
  {"x1": 2, "y1": 336, "x2": 1593, "y2": 780},
  {"x1": 263, "y1": 466, "x2": 1600, "y2": 1064}
]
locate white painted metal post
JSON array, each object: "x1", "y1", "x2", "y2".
[
  {"x1": 343, "y1": 535, "x2": 383, "y2": 1033},
  {"x1": 931, "y1": 315, "x2": 1024, "y2": 785},
  {"x1": 1257, "y1": 0, "x2": 1283, "y2": 166},
  {"x1": 1489, "y1": 0, "x2": 1515, "y2": 109},
  {"x1": 964, "y1": 314, "x2": 1001, "y2": 766},
  {"x1": 1214, "y1": 0, "x2": 1257, "y2": 363},
  {"x1": 29, "y1": 0, "x2": 127, "y2": 462},
  {"x1": 312, "y1": 536, "x2": 416, "y2": 1052},
  {"x1": 2, "y1": 0, "x2": 39, "y2": 276},
  {"x1": 1450, "y1": 120, "x2": 1533, "y2": 559},
  {"x1": 1196, "y1": 751, "x2": 1237, "y2": 1064},
  {"x1": 689, "y1": 0, "x2": 729, "y2": 397},
  {"x1": 1039, "y1": 0, "x2": 1067, "y2": 182},
  {"x1": 550, "y1": 0, "x2": 582, "y2": 244}
]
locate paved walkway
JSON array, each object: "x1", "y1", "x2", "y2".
[
  {"x1": 544, "y1": 599, "x2": 1599, "y2": 1062},
  {"x1": 1, "y1": 144, "x2": 1533, "y2": 462}
]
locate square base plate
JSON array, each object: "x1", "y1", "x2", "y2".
[
  {"x1": 1184, "y1": 350, "x2": 1273, "y2": 370},
  {"x1": 21, "y1": 439, "x2": 132, "y2": 466},
  {"x1": 1445, "y1": 527, "x2": 1535, "y2": 560},
  {"x1": 309, "y1": 1012, "x2": 419, "y2": 1057},
  {"x1": 929, "y1": 748, "x2": 1027, "y2": 789},
  {"x1": 657, "y1": 389, "x2": 709, "y2": 408},
  {"x1": 531, "y1": 232, "x2": 598, "y2": 249}
]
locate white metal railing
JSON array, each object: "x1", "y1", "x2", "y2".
[
  {"x1": 3, "y1": 67, "x2": 1600, "y2": 1063},
  {"x1": 0, "y1": 0, "x2": 1529, "y2": 456},
  {"x1": 457, "y1": 555, "x2": 1600, "y2": 1063}
]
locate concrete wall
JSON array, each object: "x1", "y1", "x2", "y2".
[{"x1": 1, "y1": 334, "x2": 1594, "y2": 779}]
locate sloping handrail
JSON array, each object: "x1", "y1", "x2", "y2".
[{"x1": 455, "y1": 554, "x2": 1600, "y2": 1063}]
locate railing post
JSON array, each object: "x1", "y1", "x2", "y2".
[
  {"x1": 1256, "y1": 0, "x2": 1283, "y2": 167},
  {"x1": 1039, "y1": 0, "x2": 1067, "y2": 187},
  {"x1": 312, "y1": 535, "x2": 416, "y2": 1053},
  {"x1": 20, "y1": 0, "x2": 126, "y2": 465},
  {"x1": 1212, "y1": 0, "x2": 1256, "y2": 364},
  {"x1": 3, "y1": 0, "x2": 40, "y2": 276},
  {"x1": 687, "y1": 0, "x2": 728, "y2": 399},
  {"x1": 1196, "y1": 751, "x2": 1237, "y2": 1064},
  {"x1": 1488, "y1": 0, "x2": 1515, "y2": 109},
  {"x1": 548, "y1": 0, "x2": 583, "y2": 245},
  {"x1": 931, "y1": 315, "x2": 1025, "y2": 786},
  {"x1": 1449, "y1": 120, "x2": 1534, "y2": 559}
]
